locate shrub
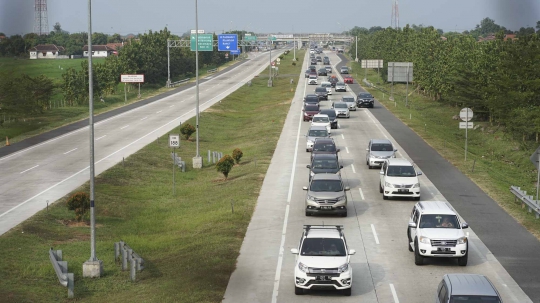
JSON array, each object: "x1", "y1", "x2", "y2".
[
  {"x1": 216, "y1": 154, "x2": 235, "y2": 179},
  {"x1": 232, "y1": 148, "x2": 243, "y2": 164},
  {"x1": 180, "y1": 123, "x2": 196, "y2": 140},
  {"x1": 279, "y1": 55, "x2": 284, "y2": 60},
  {"x1": 66, "y1": 192, "x2": 90, "y2": 222},
  {"x1": 292, "y1": 62, "x2": 296, "y2": 66}
]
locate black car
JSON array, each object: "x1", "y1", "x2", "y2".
[
  {"x1": 307, "y1": 153, "x2": 343, "y2": 181},
  {"x1": 315, "y1": 87, "x2": 328, "y2": 100},
  {"x1": 316, "y1": 56, "x2": 322, "y2": 62},
  {"x1": 357, "y1": 92, "x2": 375, "y2": 108},
  {"x1": 317, "y1": 68, "x2": 327, "y2": 76},
  {"x1": 304, "y1": 94, "x2": 320, "y2": 105},
  {"x1": 311, "y1": 138, "x2": 340, "y2": 161},
  {"x1": 328, "y1": 77, "x2": 338, "y2": 87},
  {"x1": 310, "y1": 58, "x2": 317, "y2": 65},
  {"x1": 319, "y1": 109, "x2": 338, "y2": 129}
]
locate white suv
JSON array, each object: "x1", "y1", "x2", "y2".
[
  {"x1": 379, "y1": 158, "x2": 422, "y2": 200},
  {"x1": 311, "y1": 114, "x2": 331, "y2": 134},
  {"x1": 407, "y1": 201, "x2": 469, "y2": 266},
  {"x1": 291, "y1": 225, "x2": 355, "y2": 296}
]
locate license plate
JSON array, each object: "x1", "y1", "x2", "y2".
[
  {"x1": 321, "y1": 206, "x2": 332, "y2": 210},
  {"x1": 316, "y1": 276, "x2": 332, "y2": 281},
  {"x1": 398, "y1": 189, "x2": 409, "y2": 193},
  {"x1": 437, "y1": 247, "x2": 451, "y2": 252}
]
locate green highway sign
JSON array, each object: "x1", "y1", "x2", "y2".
[
  {"x1": 190, "y1": 34, "x2": 213, "y2": 51},
  {"x1": 244, "y1": 36, "x2": 257, "y2": 41},
  {"x1": 268, "y1": 36, "x2": 277, "y2": 41}
]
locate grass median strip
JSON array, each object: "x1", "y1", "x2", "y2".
[
  {"x1": 348, "y1": 58, "x2": 540, "y2": 240},
  {"x1": 0, "y1": 49, "x2": 304, "y2": 302}
]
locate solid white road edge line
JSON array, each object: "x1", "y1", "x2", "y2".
[
  {"x1": 390, "y1": 283, "x2": 400, "y2": 303},
  {"x1": 341, "y1": 134, "x2": 345, "y2": 139},
  {"x1": 271, "y1": 59, "x2": 307, "y2": 303},
  {"x1": 359, "y1": 188, "x2": 365, "y2": 200},
  {"x1": 345, "y1": 147, "x2": 349, "y2": 154},
  {"x1": 371, "y1": 224, "x2": 380, "y2": 245},
  {"x1": 63, "y1": 148, "x2": 77, "y2": 155},
  {"x1": 20, "y1": 165, "x2": 39, "y2": 174},
  {"x1": 351, "y1": 164, "x2": 356, "y2": 174}
]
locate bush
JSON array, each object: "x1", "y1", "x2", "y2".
[
  {"x1": 180, "y1": 123, "x2": 196, "y2": 140},
  {"x1": 232, "y1": 148, "x2": 243, "y2": 164},
  {"x1": 279, "y1": 55, "x2": 284, "y2": 60},
  {"x1": 66, "y1": 192, "x2": 90, "y2": 222},
  {"x1": 292, "y1": 62, "x2": 296, "y2": 66},
  {"x1": 216, "y1": 154, "x2": 235, "y2": 179}
]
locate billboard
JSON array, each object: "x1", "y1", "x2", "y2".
[
  {"x1": 361, "y1": 59, "x2": 383, "y2": 69},
  {"x1": 388, "y1": 62, "x2": 414, "y2": 83}
]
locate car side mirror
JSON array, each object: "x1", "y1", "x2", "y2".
[
  {"x1": 337, "y1": 149, "x2": 340, "y2": 152},
  {"x1": 380, "y1": 171, "x2": 385, "y2": 175},
  {"x1": 408, "y1": 222, "x2": 416, "y2": 228},
  {"x1": 348, "y1": 249, "x2": 356, "y2": 255},
  {"x1": 340, "y1": 165, "x2": 343, "y2": 169},
  {"x1": 344, "y1": 186, "x2": 350, "y2": 191},
  {"x1": 291, "y1": 248, "x2": 299, "y2": 254},
  {"x1": 417, "y1": 171, "x2": 423, "y2": 176},
  {"x1": 461, "y1": 223, "x2": 469, "y2": 229},
  {"x1": 302, "y1": 186, "x2": 308, "y2": 190},
  {"x1": 306, "y1": 165, "x2": 311, "y2": 169},
  {"x1": 394, "y1": 149, "x2": 398, "y2": 152}
]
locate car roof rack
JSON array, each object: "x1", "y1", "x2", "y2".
[{"x1": 303, "y1": 225, "x2": 344, "y2": 237}]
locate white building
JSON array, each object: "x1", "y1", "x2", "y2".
[
  {"x1": 83, "y1": 45, "x2": 115, "y2": 58},
  {"x1": 29, "y1": 44, "x2": 65, "y2": 59}
]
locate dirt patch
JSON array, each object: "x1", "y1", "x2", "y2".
[{"x1": 57, "y1": 219, "x2": 103, "y2": 228}]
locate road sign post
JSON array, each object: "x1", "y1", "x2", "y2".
[
  {"x1": 169, "y1": 134, "x2": 180, "y2": 195},
  {"x1": 530, "y1": 146, "x2": 540, "y2": 202},
  {"x1": 460, "y1": 108, "x2": 474, "y2": 161}
]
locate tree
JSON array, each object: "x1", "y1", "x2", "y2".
[
  {"x1": 53, "y1": 22, "x2": 62, "y2": 33},
  {"x1": 108, "y1": 33, "x2": 123, "y2": 43},
  {"x1": 536, "y1": 21, "x2": 540, "y2": 32},
  {"x1": 66, "y1": 192, "x2": 90, "y2": 222},
  {"x1": 180, "y1": 123, "x2": 196, "y2": 140},
  {"x1": 232, "y1": 148, "x2": 243, "y2": 164},
  {"x1": 216, "y1": 155, "x2": 235, "y2": 179},
  {"x1": 92, "y1": 32, "x2": 108, "y2": 45}
]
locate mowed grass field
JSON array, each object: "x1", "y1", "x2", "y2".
[
  {"x1": 0, "y1": 50, "x2": 304, "y2": 302},
  {"x1": 347, "y1": 58, "x2": 540, "y2": 240},
  {"x1": 0, "y1": 57, "x2": 239, "y2": 147}
]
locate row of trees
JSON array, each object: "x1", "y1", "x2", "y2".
[{"x1": 349, "y1": 21, "x2": 540, "y2": 142}]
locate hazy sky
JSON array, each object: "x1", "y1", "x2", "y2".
[{"x1": 1, "y1": 0, "x2": 539, "y2": 36}]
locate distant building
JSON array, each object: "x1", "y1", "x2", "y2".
[
  {"x1": 29, "y1": 44, "x2": 65, "y2": 59},
  {"x1": 504, "y1": 34, "x2": 518, "y2": 41},
  {"x1": 106, "y1": 42, "x2": 124, "y2": 55},
  {"x1": 82, "y1": 45, "x2": 115, "y2": 58}
]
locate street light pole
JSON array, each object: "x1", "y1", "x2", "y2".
[
  {"x1": 192, "y1": 0, "x2": 202, "y2": 168},
  {"x1": 82, "y1": 0, "x2": 103, "y2": 278},
  {"x1": 355, "y1": 36, "x2": 358, "y2": 62}
]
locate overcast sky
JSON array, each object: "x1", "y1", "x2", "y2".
[{"x1": 1, "y1": 0, "x2": 539, "y2": 36}]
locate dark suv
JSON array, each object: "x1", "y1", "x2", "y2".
[
  {"x1": 319, "y1": 109, "x2": 338, "y2": 129},
  {"x1": 318, "y1": 68, "x2": 327, "y2": 76},
  {"x1": 307, "y1": 154, "x2": 342, "y2": 181},
  {"x1": 304, "y1": 94, "x2": 320, "y2": 105},
  {"x1": 315, "y1": 87, "x2": 328, "y2": 100},
  {"x1": 311, "y1": 138, "x2": 340, "y2": 161},
  {"x1": 357, "y1": 92, "x2": 374, "y2": 108}
]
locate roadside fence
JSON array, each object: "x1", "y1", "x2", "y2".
[
  {"x1": 168, "y1": 78, "x2": 190, "y2": 88},
  {"x1": 49, "y1": 248, "x2": 74, "y2": 298},
  {"x1": 171, "y1": 152, "x2": 186, "y2": 172},
  {"x1": 510, "y1": 186, "x2": 540, "y2": 219},
  {"x1": 114, "y1": 241, "x2": 145, "y2": 281}
]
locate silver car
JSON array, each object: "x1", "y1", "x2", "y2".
[
  {"x1": 366, "y1": 139, "x2": 397, "y2": 169},
  {"x1": 342, "y1": 96, "x2": 356, "y2": 111},
  {"x1": 335, "y1": 82, "x2": 346, "y2": 92},
  {"x1": 332, "y1": 102, "x2": 350, "y2": 118},
  {"x1": 303, "y1": 174, "x2": 350, "y2": 217},
  {"x1": 305, "y1": 125, "x2": 330, "y2": 152}
]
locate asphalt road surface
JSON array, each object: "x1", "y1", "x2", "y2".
[
  {"x1": 0, "y1": 49, "x2": 287, "y2": 236},
  {"x1": 223, "y1": 49, "x2": 536, "y2": 302}
]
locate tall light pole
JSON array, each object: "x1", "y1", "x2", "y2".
[
  {"x1": 192, "y1": 0, "x2": 202, "y2": 168},
  {"x1": 355, "y1": 36, "x2": 358, "y2": 62},
  {"x1": 82, "y1": 0, "x2": 103, "y2": 278}
]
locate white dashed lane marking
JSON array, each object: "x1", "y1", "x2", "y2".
[
  {"x1": 63, "y1": 148, "x2": 77, "y2": 155},
  {"x1": 20, "y1": 165, "x2": 39, "y2": 174}
]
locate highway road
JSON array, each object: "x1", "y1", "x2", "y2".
[
  {"x1": 0, "y1": 49, "x2": 286, "y2": 236},
  {"x1": 223, "y1": 49, "x2": 536, "y2": 302}
]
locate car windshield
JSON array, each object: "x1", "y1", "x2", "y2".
[
  {"x1": 337, "y1": 82, "x2": 345, "y2": 86},
  {"x1": 312, "y1": 117, "x2": 329, "y2": 123},
  {"x1": 313, "y1": 143, "x2": 336, "y2": 152},
  {"x1": 309, "y1": 75, "x2": 317, "y2": 79},
  {"x1": 312, "y1": 159, "x2": 338, "y2": 169},
  {"x1": 322, "y1": 83, "x2": 330, "y2": 88},
  {"x1": 343, "y1": 97, "x2": 355, "y2": 102},
  {"x1": 419, "y1": 215, "x2": 459, "y2": 229},
  {"x1": 308, "y1": 130, "x2": 328, "y2": 137},
  {"x1": 334, "y1": 103, "x2": 347, "y2": 108},
  {"x1": 450, "y1": 296, "x2": 501, "y2": 303},
  {"x1": 341, "y1": 67, "x2": 348, "y2": 70},
  {"x1": 305, "y1": 105, "x2": 318, "y2": 111},
  {"x1": 315, "y1": 88, "x2": 326, "y2": 92},
  {"x1": 386, "y1": 165, "x2": 416, "y2": 177},
  {"x1": 301, "y1": 238, "x2": 346, "y2": 256},
  {"x1": 309, "y1": 180, "x2": 343, "y2": 192},
  {"x1": 305, "y1": 97, "x2": 318, "y2": 103},
  {"x1": 359, "y1": 93, "x2": 373, "y2": 98},
  {"x1": 320, "y1": 110, "x2": 336, "y2": 118},
  {"x1": 371, "y1": 143, "x2": 393, "y2": 151}
]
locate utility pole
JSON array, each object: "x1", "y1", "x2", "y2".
[
  {"x1": 192, "y1": 0, "x2": 202, "y2": 169},
  {"x1": 82, "y1": 0, "x2": 103, "y2": 278},
  {"x1": 167, "y1": 39, "x2": 170, "y2": 87},
  {"x1": 355, "y1": 36, "x2": 358, "y2": 62}
]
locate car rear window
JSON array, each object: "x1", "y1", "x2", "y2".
[
  {"x1": 308, "y1": 129, "x2": 328, "y2": 137},
  {"x1": 313, "y1": 143, "x2": 336, "y2": 152},
  {"x1": 312, "y1": 159, "x2": 338, "y2": 169},
  {"x1": 334, "y1": 103, "x2": 347, "y2": 108},
  {"x1": 320, "y1": 110, "x2": 336, "y2": 118},
  {"x1": 342, "y1": 97, "x2": 355, "y2": 102},
  {"x1": 315, "y1": 87, "x2": 326, "y2": 92}
]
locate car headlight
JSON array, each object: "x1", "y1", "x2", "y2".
[
  {"x1": 392, "y1": 154, "x2": 397, "y2": 158},
  {"x1": 412, "y1": 183, "x2": 420, "y2": 188},
  {"x1": 298, "y1": 262, "x2": 308, "y2": 273},
  {"x1": 310, "y1": 171, "x2": 315, "y2": 177},
  {"x1": 307, "y1": 194, "x2": 316, "y2": 201},
  {"x1": 304, "y1": 112, "x2": 309, "y2": 116},
  {"x1": 419, "y1": 236, "x2": 430, "y2": 244},
  {"x1": 337, "y1": 263, "x2": 349, "y2": 273},
  {"x1": 384, "y1": 182, "x2": 393, "y2": 188},
  {"x1": 457, "y1": 237, "x2": 468, "y2": 244},
  {"x1": 307, "y1": 140, "x2": 314, "y2": 144},
  {"x1": 337, "y1": 195, "x2": 346, "y2": 201}
]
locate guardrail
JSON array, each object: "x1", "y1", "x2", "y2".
[
  {"x1": 171, "y1": 152, "x2": 186, "y2": 172},
  {"x1": 49, "y1": 248, "x2": 74, "y2": 298},
  {"x1": 168, "y1": 78, "x2": 190, "y2": 88},
  {"x1": 208, "y1": 150, "x2": 223, "y2": 164},
  {"x1": 114, "y1": 241, "x2": 145, "y2": 281},
  {"x1": 510, "y1": 186, "x2": 540, "y2": 219},
  {"x1": 207, "y1": 68, "x2": 218, "y2": 74}
]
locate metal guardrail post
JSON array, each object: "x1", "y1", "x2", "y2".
[
  {"x1": 49, "y1": 248, "x2": 74, "y2": 298},
  {"x1": 114, "y1": 241, "x2": 145, "y2": 281},
  {"x1": 208, "y1": 150, "x2": 211, "y2": 164},
  {"x1": 510, "y1": 186, "x2": 540, "y2": 219}
]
